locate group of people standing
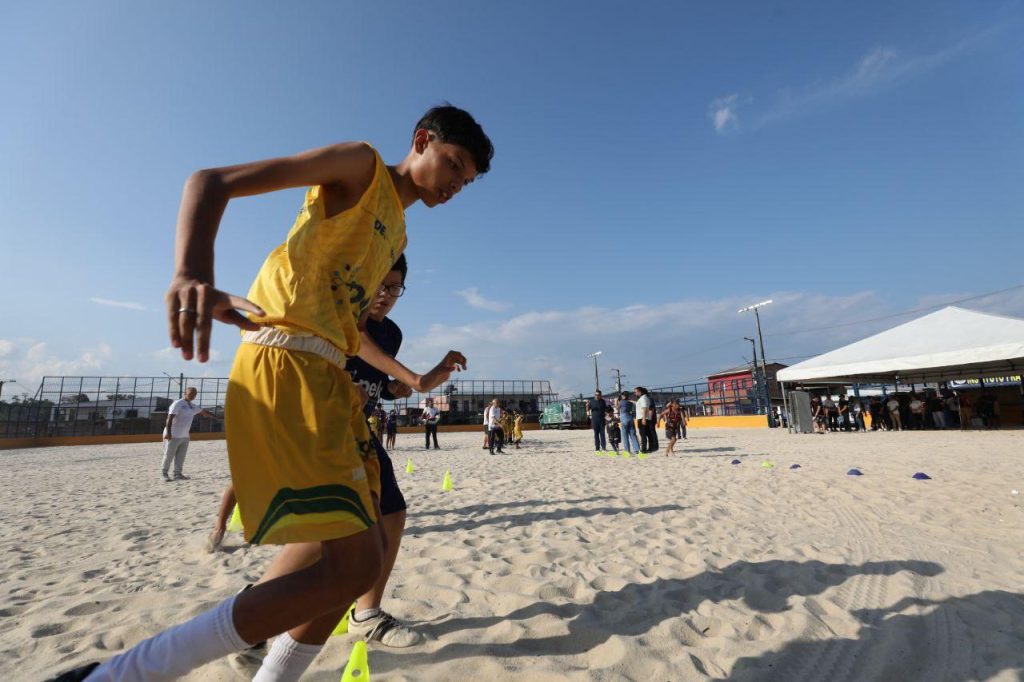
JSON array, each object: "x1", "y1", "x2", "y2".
[
  {"x1": 586, "y1": 387, "x2": 689, "y2": 456},
  {"x1": 368, "y1": 404, "x2": 400, "y2": 449},
  {"x1": 809, "y1": 389, "x2": 987, "y2": 433},
  {"x1": 483, "y1": 398, "x2": 524, "y2": 453}
]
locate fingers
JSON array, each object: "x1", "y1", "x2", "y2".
[
  {"x1": 442, "y1": 350, "x2": 467, "y2": 371},
  {"x1": 226, "y1": 294, "x2": 265, "y2": 318},
  {"x1": 176, "y1": 287, "x2": 198, "y2": 360},
  {"x1": 166, "y1": 290, "x2": 182, "y2": 350},
  {"x1": 195, "y1": 284, "x2": 213, "y2": 363},
  {"x1": 167, "y1": 281, "x2": 266, "y2": 362},
  {"x1": 219, "y1": 310, "x2": 263, "y2": 331}
]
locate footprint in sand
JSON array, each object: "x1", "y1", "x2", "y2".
[
  {"x1": 121, "y1": 530, "x2": 149, "y2": 542},
  {"x1": 31, "y1": 623, "x2": 68, "y2": 638},
  {"x1": 63, "y1": 601, "x2": 112, "y2": 617}
]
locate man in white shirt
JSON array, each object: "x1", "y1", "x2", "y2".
[
  {"x1": 486, "y1": 398, "x2": 504, "y2": 454},
  {"x1": 421, "y1": 397, "x2": 440, "y2": 449},
  {"x1": 162, "y1": 386, "x2": 214, "y2": 481},
  {"x1": 886, "y1": 396, "x2": 903, "y2": 431}
]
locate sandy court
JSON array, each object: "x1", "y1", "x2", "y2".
[{"x1": 1, "y1": 427, "x2": 1023, "y2": 681}]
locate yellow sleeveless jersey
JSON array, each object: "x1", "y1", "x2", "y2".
[{"x1": 246, "y1": 146, "x2": 406, "y2": 356}]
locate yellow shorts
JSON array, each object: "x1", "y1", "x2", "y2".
[{"x1": 226, "y1": 341, "x2": 380, "y2": 545}]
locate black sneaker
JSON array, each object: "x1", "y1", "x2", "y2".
[
  {"x1": 46, "y1": 662, "x2": 100, "y2": 681},
  {"x1": 173, "y1": 473, "x2": 190, "y2": 480}
]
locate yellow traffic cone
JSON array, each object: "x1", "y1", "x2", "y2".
[
  {"x1": 405, "y1": 458, "x2": 414, "y2": 474},
  {"x1": 330, "y1": 604, "x2": 356, "y2": 636},
  {"x1": 441, "y1": 470, "x2": 453, "y2": 492},
  {"x1": 226, "y1": 504, "x2": 244, "y2": 533},
  {"x1": 340, "y1": 640, "x2": 370, "y2": 681}
]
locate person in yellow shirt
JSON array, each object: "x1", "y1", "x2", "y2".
[{"x1": 58, "y1": 105, "x2": 492, "y2": 682}]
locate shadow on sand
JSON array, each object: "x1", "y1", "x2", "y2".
[
  {"x1": 372, "y1": 559, "x2": 948, "y2": 675},
  {"x1": 405, "y1": 496, "x2": 615, "y2": 519},
  {"x1": 406, "y1": 503, "x2": 685, "y2": 536},
  {"x1": 728, "y1": 590, "x2": 1024, "y2": 681}
]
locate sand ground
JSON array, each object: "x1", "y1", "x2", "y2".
[{"x1": 2, "y1": 428, "x2": 1023, "y2": 681}]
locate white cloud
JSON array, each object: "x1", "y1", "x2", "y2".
[
  {"x1": 709, "y1": 94, "x2": 741, "y2": 133},
  {"x1": 397, "y1": 287, "x2": 1024, "y2": 397},
  {"x1": 710, "y1": 24, "x2": 1001, "y2": 133},
  {"x1": 153, "y1": 347, "x2": 222, "y2": 363},
  {"x1": 453, "y1": 288, "x2": 510, "y2": 312},
  {"x1": 0, "y1": 339, "x2": 114, "y2": 392},
  {"x1": 90, "y1": 297, "x2": 147, "y2": 311}
]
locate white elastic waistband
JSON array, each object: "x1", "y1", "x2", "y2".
[{"x1": 241, "y1": 328, "x2": 345, "y2": 368}]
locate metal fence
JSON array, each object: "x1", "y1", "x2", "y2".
[
  {"x1": 0, "y1": 375, "x2": 227, "y2": 438},
  {"x1": 647, "y1": 380, "x2": 766, "y2": 416},
  {"x1": 0, "y1": 376, "x2": 557, "y2": 437},
  {"x1": 382, "y1": 379, "x2": 558, "y2": 426}
]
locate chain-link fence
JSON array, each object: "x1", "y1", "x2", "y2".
[
  {"x1": 647, "y1": 380, "x2": 765, "y2": 416},
  {"x1": 381, "y1": 379, "x2": 558, "y2": 426},
  {"x1": 1, "y1": 376, "x2": 557, "y2": 437},
  {"x1": 0, "y1": 376, "x2": 226, "y2": 438}
]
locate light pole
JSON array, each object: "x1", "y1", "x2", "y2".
[
  {"x1": 739, "y1": 299, "x2": 774, "y2": 425},
  {"x1": 586, "y1": 351, "x2": 603, "y2": 393},
  {"x1": 0, "y1": 379, "x2": 16, "y2": 402}
]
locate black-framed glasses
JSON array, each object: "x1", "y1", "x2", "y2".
[{"x1": 379, "y1": 284, "x2": 406, "y2": 298}]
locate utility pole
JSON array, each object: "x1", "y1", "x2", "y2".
[
  {"x1": 586, "y1": 351, "x2": 603, "y2": 392},
  {"x1": 744, "y1": 337, "x2": 760, "y2": 414},
  {"x1": 610, "y1": 369, "x2": 626, "y2": 395},
  {"x1": 0, "y1": 379, "x2": 15, "y2": 402},
  {"x1": 739, "y1": 299, "x2": 775, "y2": 426}
]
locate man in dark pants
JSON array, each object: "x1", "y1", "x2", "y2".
[
  {"x1": 586, "y1": 390, "x2": 608, "y2": 452},
  {"x1": 421, "y1": 397, "x2": 440, "y2": 449}
]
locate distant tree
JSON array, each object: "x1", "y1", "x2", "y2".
[
  {"x1": 106, "y1": 394, "x2": 136, "y2": 401},
  {"x1": 61, "y1": 394, "x2": 91, "y2": 404}
]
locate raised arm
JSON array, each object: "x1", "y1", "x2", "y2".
[
  {"x1": 167, "y1": 143, "x2": 378, "y2": 362},
  {"x1": 356, "y1": 331, "x2": 466, "y2": 393}
]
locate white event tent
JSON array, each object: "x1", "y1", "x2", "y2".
[{"x1": 776, "y1": 306, "x2": 1024, "y2": 386}]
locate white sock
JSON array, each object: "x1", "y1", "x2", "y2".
[
  {"x1": 353, "y1": 607, "x2": 380, "y2": 622},
  {"x1": 88, "y1": 594, "x2": 248, "y2": 681},
  {"x1": 252, "y1": 632, "x2": 323, "y2": 682}
]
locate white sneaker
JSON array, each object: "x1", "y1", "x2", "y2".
[{"x1": 348, "y1": 610, "x2": 423, "y2": 648}]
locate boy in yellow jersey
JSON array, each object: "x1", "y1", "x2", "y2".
[{"x1": 54, "y1": 105, "x2": 492, "y2": 682}]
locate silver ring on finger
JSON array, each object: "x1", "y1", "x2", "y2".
[{"x1": 177, "y1": 308, "x2": 198, "y2": 315}]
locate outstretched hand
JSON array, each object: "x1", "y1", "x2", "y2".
[
  {"x1": 166, "y1": 277, "x2": 265, "y2": 362},
  {"x1": 417, "y1": 350, "x2": 467, "y2": 393}
]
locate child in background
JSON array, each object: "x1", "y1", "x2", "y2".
[{"x1": 605, "y1": 406, "x2": 621, "y2": 454}]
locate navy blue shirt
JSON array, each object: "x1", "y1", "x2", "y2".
[{"x1": 345, "y1": 316, "x2": 403, "y2": 418}]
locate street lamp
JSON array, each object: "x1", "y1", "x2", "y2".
[
  {"x1": 739, "y1": 299, "x2": 774, "y2": 425},
  {"x1": 586, "y1": 351, "x2": 603, "y2": 392},
  {"x1": 0, "y1": 379, "x2": 16, "y2": 402}
]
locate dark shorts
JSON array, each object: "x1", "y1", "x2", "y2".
[
  {"x1": 372, "y1": 434, "x2": 407, "y2": 516},
  {"x1": 385, "y1": 424, "x2": 397, "y2": 435},
  {"x1": 665, "y1": 424, "x2": 682, "y2": 439}
]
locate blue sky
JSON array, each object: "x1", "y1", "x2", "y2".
[{"x1": 1, "y1": 1, "x2": 1022, "y2": 398}]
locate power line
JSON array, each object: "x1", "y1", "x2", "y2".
[{"x1": 764, "y1": 283, "x2": 1024, "y2": 339}]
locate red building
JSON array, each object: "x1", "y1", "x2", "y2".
[{"x1": 705, "y1": 363, "x2": 788, "y2": 413}]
